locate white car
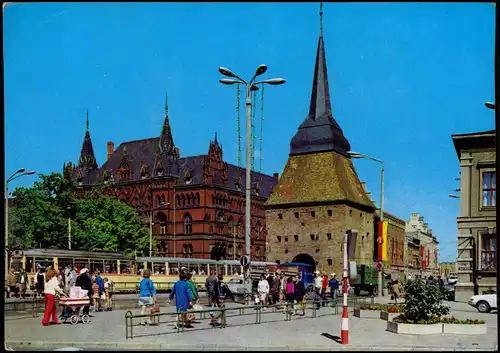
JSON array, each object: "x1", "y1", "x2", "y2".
[{"x1": 468, "y1": 293, "x2": 497, "y2": 313}]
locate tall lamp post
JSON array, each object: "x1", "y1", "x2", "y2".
[
  {"x1": 348, "y1": 151, "x2": 385, "y2": 296},
  {"x1": 5, "y1": 168, "x2": 36, "y2": 279},
  {"x1": 218, "y1": 64, "x2": 285, "y2": 271},
  {"x1": 485, "y1": 102, "x2": 496, "y2": 110}
]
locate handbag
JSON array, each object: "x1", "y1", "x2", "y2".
[
  {"x1": 151, "y1": 303, "x2": 160, "y2": 313},
  {"x1": 101, "y1": 293, "x2": 106, "y2": 300}
]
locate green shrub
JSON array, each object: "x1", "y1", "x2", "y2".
[{"x1": 402, "y1": 279, "x2": 449, "y2": 322}]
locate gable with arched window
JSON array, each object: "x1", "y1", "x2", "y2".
[
  {"x1": 184, "y1": 213, "x2": 193, "y2": 234},
  {"x1": 255, "y1": 220, "x2": 262, "y2": 240},
  {"x1": 155, "y1": 212, "x2": 167, "y2": 235}
]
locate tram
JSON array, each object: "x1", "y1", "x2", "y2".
[{"x1": 10, "y1": 249, "x2": 291, "y2": 293}]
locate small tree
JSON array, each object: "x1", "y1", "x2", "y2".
[{"x1": 401, "y1": 279, "x2": 449, "y2": 322}]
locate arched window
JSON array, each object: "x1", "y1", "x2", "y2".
[
  {"x1": 237, "y1": 219, "x2": 243, "y2": 238},
  {"x1": 256, "y1": 246, "x2": 261, "y2": 257},
  {"x1": 255, "y1": 221, "x2": 262, "y2": 239},
  {"x1": 228, "y1": 217, "x2": 234, "y2": 237},
  {"x1": 228, "y1": 244, "x2": 234, "y2": 256},
  {"x1": 156, "y1": 195, "x2": 161, "y2": 207},
  {"x1": 184, "y1": 213, "x2": 192, "y2": 234},
  {"x1": 160, "y1": 195, "x2": 166, "y2": 206},
  {"x1": 195, "y1": 192, "x2": 200, "y2": 205},
  {"x1": 237, "y1": 245, "x2": 243, "y2": 256},
  {"x1": 155, "y1": 212, "x2": 167, "y2": 235},
  {"x1": 183, "y1": 243, "x2": 193, "y2": 258}
]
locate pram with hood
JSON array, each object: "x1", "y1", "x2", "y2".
[{"x1": 59, "y1": 286, "x2": 91, "y2": 325}]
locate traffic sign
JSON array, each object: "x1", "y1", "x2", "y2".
[{"x1": 239, "y1": 255, "x2": 250, "y2": 267}]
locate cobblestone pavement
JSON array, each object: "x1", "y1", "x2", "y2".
[{"x1": 5, "y1": 298, "x2": 498, "y2": 351}]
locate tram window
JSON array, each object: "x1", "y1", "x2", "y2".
[
  {"x1": 153, "y1": 263, "x2": 163, "y2": 275},
  {"x1": 90, "y1": 260, "x2": 104, "y2": 273},
  {"x1": 104, "y1": 260, "x2": 117, "y2": 274},
  {"x1": 35, "y1": 257, "x2": 54, "y2": 270},
  {"x1": 74, "y1": 259, "x2": 88, "y2": 272},
  {"x1": 200, "y1": 264, "x2": 207, "y2": 275},
  {"x1": 120, "y1": 261, "x2": 132, "y2": 274},
  {"x1": 58, "y1": 258, "x2": 74, "y2": 271},
  {"x1": 26, "y1": 258, "x2": 34, "y2": 272}
]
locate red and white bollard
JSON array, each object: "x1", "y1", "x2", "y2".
[{"x1": 341, "y1": 231, "x2": 349, "y2": 344}]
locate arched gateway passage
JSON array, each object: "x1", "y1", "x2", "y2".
[{"x1": 292, "y1": 253, "x2": 316, "y2": 273}]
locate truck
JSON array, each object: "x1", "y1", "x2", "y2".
[{"x1": 353, "y1": 264, "x2": 379, "y2": 296}]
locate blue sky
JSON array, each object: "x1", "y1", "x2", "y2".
[{"x1": 4, "y1": 2, "x2": 495, "y2": 262}]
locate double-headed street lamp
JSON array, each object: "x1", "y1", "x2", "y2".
[
  {"x1": 348, "y1": 151, "x2": 385, "y2": 296},
  {"x1": 5, "y1": 168, "x2": 36, "y2": 279},
  {"x1": 218, "y1": 64, "x2": 285, "y2": 267}
]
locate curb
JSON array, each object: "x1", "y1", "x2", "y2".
[{"x1": 5, "y1": 341, "x2": 495, "y2": 351}]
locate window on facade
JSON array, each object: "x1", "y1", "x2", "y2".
[
  {"x1": 278, "y1": 213, "x2": 283, "y2": 220},
  {"x1": 255, "y1": 221, "x2": 261, "y2": 239},
  {"x1": 294, "y1": 235, "x2": 299, "y2": 242},
  {"x1": 310, "y1": 234, "x2": 315, "y2": 241},
  {"x1": 284, "y1": 236, "x2": 288, "y2": 242},
  {"x1": 256, "y1": 247, "x2": 261, "y2": 257},
  {"x1": 277, "y1": 236, "x2": 282, "y2": 242},
  {"x1": 327, "y1": 259, "x2": 333, "y2": 266},
  {"x1": 184, "y1": 214, "x2": 192, "y2": 234},
  {"x1": 156, "y1": 212, "x2": 167, "y2": 235},
  {"x1": 315, "y1": 235, "x2": 319, "y2": 241},
  {"x1": 285, "y1": 249, "x2": 289, "y2": 254},
  {"x1": 327, "y1": 233, "x2": 332, "y2": 240},
  {"x1": 237, "y1": 245, "x2": 243, "y2": 256},
  {"x1": 481, "y1": 232, "x2": 496, "y2": 271},
  {"x1": 327, "y1": 210, "x2": 332, "y2": 216},
  {"x1": 482, "y1": 172, "x2": 496, "y2": 207},
  {"x1": 311, "y1": 211, "x2": 315, "y2": 218},
  {"x1": 294, "y1": 212, "x2": 299, "y2": 219},
  {"x1": 228, "y1": 245, "x2": 234, "y2": 256}
]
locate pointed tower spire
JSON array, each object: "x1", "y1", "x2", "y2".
[
  {"x1": 319, "y1": 2, "x2": 323, "y2": 38},
  {"x1": 165, "y1": 93, "x2": 169, "y2": 114},
  {"x1": 214, "y1": 132, "x2": 218, "y2": 145},
  {"x1": 78, "y1": 110, "x2": 98, "y2": 170},
  {"x1": 153, "y1": 92, "x2": 179, "y2": 178},
  {"x1": 158, "y1": 92, "x2": 175, "y2": 155},
  {"x1": 289, "y1": 3, "x2": 351, "y2": 157}
]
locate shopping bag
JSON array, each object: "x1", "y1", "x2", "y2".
[
  {"x1": 101, "y1": 293, "x2": 106, "y2": 301},
  {"x1": 151, "y1": 303, "x2": 161, "y2": 313}
]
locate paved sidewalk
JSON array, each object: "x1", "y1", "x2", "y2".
[{"x1": 5, "y1": 300, "x2": 498, "y2": 351}]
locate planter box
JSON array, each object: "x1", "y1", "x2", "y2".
[
  {"x1": 353, "y1": 308, "x2": 381, "y2": 319},
  {"x1": 387, "y1": 321, "x2": 443, "y2": 335},
  {"x1": 442, "y1": 323, "x2": 487, "y2": 335},
  {"x1": 380, "y1": 311, "x2": 399, "y2": 321}
]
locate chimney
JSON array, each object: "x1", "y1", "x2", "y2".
[
  {"x1": 361, "y1": 182, "x2": 366, "y2": 191},
  {"x1": 175, "y1": 147, "x2": 180, "y2": 156},
  {"x1": 107, "y1": 141, "x2": 114, "y2": 161},
  {"x1": 273, "y1": 173, "x2": 279, "y2": 179}
]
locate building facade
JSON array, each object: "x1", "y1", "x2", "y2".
[
  {"x1": 439, "y1": 262, "x2": 457, "y2": 277},
  {"x1": 64, "y1": 101, "x2": 277, "y2": 260},
  {"x1": 405, "y1": 213, "x2": 440, "y2": 278},
  {"x1": 264, "y1": 11, "x2": 376, "y2": 276},
  {"x1": 452, "y1": 130, "x2": 496, "y2": 301},
  {"x1": 374, "y1": 210, "x2": 406, "y2": 279}
]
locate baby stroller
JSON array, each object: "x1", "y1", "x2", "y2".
[{"x1": 59, "y1": 287, "x2": 91, "y2": 325}]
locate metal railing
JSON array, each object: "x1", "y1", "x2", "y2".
[{"x1": 124, "y1": 296, "x2": 375, "y2": 339}]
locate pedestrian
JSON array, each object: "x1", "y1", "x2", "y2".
[
  {"x1": 391, "y1": 280, "x2": 400, "y2": 304},
  {"x1": 103, "y1": 277, "x2": 114, "y2": 311},
  {"x1": 75, "y1": 268, "x2": 92, "y2": 315},
  {"x1": 34, "y1": 267, "x2": 45, "y2": 299},
  {"x1": 293, "y1": 274, "x2": 305, "y2": 316},
  {"x1": 169, "y1": 271, "x2": 193, "y2": 329},
  {"x1": 91, "y1": 279, "x2": 100, "y2": 312},
  {"x1": 41, "y1": 269, "x2": 64, "y2": 326},
  {"x1": 209, "y1": 274, "x2": 234, "y2": 327},
  {"x1": 68, "y1": 269, "x2": 77, "y2": 289},
  {"x1": 258, "y1": 274, "x2": 270, "y2": 309},
  {"x1": 95, "y1": 271, "x2": 105, "y2": 312},
  {"x1": 18, "y1": 268, "x2": 27, "y2": 299},
  {"x1": 437, "y1": 276, "x2": 444, "y2": 289},
  {"x1": 328, "y1": 273, "x2": 339, "y2": 302},
  {"x1": 138, "y1": 269, "x2": 157, "y2": 326},
  {"x1": 6, "y1": 268, "x2": 18, "y2": 299},
  {"x1": 265, "y1": 271, "x2": 273, "y2": 306},
  {"x1": 205, "y1": 271, "x2": 217, "y2": 306},
  {"x1": 285, "y1": 276, "x2": 295, "y2": 315},
  {"x1": 270, "y1": 272, "x2": 281, "y2": 305},
  {"x1": 279, "y1": 272, "x2": 286, "y2": 303},
  {"x1": 426, "y1": 275, "x2": 434, "y2": 286},
  {"x1": 321, "y1": 272, "x2": 328, "y2": 307}
]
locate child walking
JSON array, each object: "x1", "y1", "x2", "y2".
[
  {"x1": 104, "y1": 278, "x2": 113, "y2": 311},
  {"x1": 91, "y1": 279, "x2": 100, "y2": 312}
]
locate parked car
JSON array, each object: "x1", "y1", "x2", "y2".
[
  {"x1": 468, "y1": 293, "x2": 497, "y2": 313},
  {"x1": 447, "y1": 275, "x2": 458, "y2": 285}
]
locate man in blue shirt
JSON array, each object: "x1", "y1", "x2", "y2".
[
  {"x1": 169, "y1": 272, "x2": 193, "y2": 329},
  {"x1": 95, "y1": 271, "x2": 105, "y2": 312},
  {"x1": 329, "y1": 273, "x2": 340, "y2": 301}
]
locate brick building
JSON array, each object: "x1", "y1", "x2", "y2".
[
  {"x1": 64, "y1": 101, "x2": 277, "y2": 260},
  {"x1": 264, "y1": 11, "x2": 376, "y2": 275},
  {"x1": 374, "y1": 210, "x2": 406, "y2": 278}
]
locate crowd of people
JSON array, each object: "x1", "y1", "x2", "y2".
[{"x1": 5, "y1": 266, "x2": 116, "y2": 326}]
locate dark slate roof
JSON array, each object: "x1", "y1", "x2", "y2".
[
  {"x1": 73, "y1": 137, "x2": 277, "y2": 198},
  {"x1": 451, "y1": 129, "x2": 496, "y2": 159},
  {"x1": 289, "y1": 31, "x2": 351, "y2": 157}
]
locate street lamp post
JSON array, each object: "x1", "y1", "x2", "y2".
[
  {"x1": 5, "y1": 168, "x2": 35, "y2": 279},
  {"x1": 348, "y1": 151, "x2": 384, "y2": 296},
  {"x1": 218, "y1": 65, "x2": 285, "y2": 267},
  {"x1": 485, "y1": 102, "x2": 496, "y2": 110},
  {"x1": 67, "y1": 205, "x2": 72, "y2": 250}
]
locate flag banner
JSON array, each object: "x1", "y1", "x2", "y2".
[
  {"x1": 381, "y1": 221, "x2": 388, "y2": 262},
  {"x1": 377, "y1": 221, "x2": 384, "y2": 261},
  {"x1": 347, "y1": 229, "x2": 358, "y2": 260}
]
